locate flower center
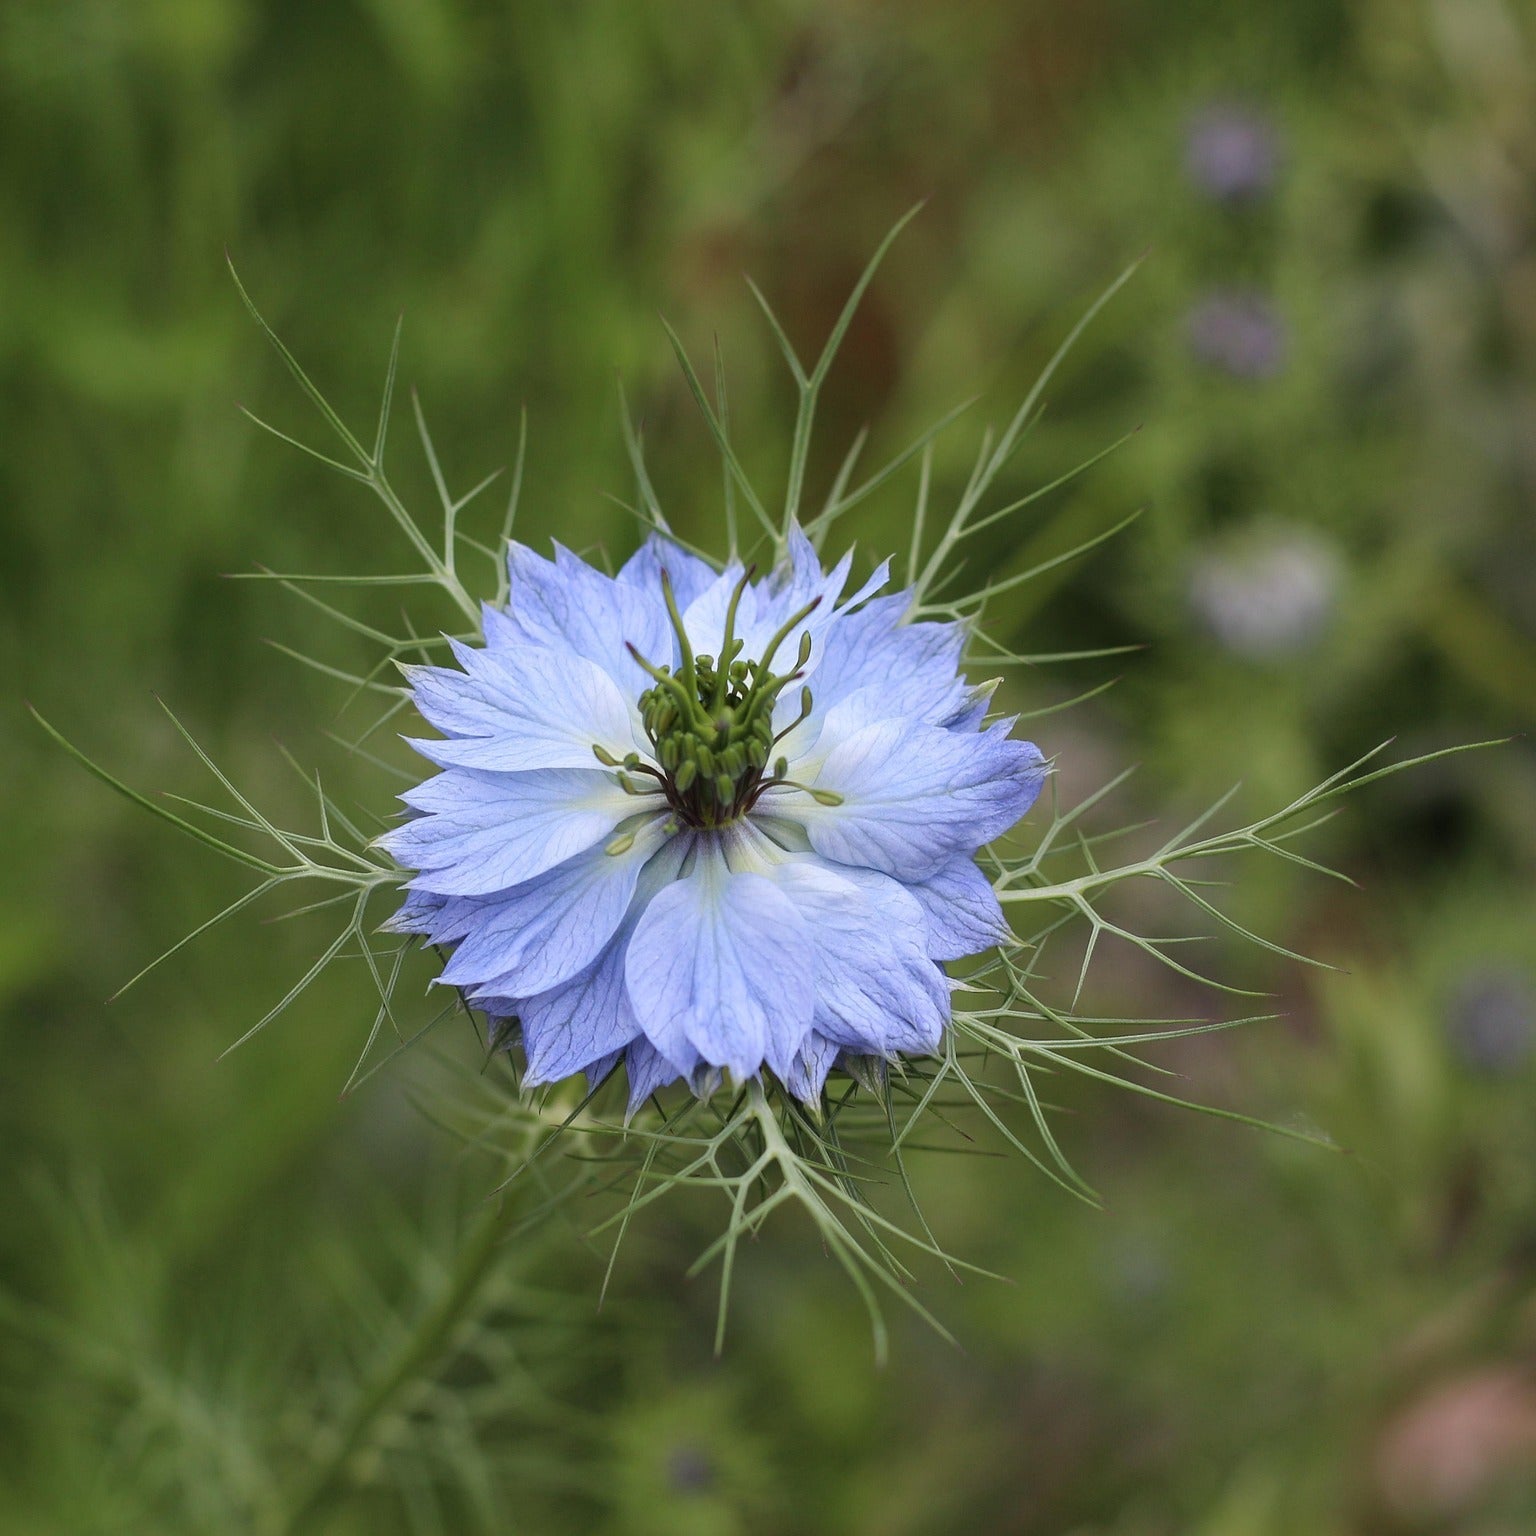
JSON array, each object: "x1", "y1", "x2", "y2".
[
  {"x1": 594, "y1": 567, "x2": 838, "y2": 829},
  {"x1": 637, "y1": 647, "x2": 794, "y2": 826}
]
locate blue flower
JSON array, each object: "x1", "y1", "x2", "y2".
[
  {"x1": 382, "y1": 529, "x2": 1047, "y2": 1109},
  {"x1": 1183, "y1": 101, "x2": 1280, "y2": 205},
  {"x1": 1184, "y1": 289, "x2": 1287, "y2": 381},
  {"x1": 1445, "y1": 966, "x2": 1535, "y2": 1077},
  {"x1": 1186, "y1": 520, "x2": 1340, "y2": 660}
]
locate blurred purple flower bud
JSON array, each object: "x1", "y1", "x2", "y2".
[
  {"x1": 1446, "y1": 967, "x2": 1534, "y2": 1076},
  {"x1": 666, "y1": 1443, "x2": 717, "y2": 1494},
  {"x1": 1186, "y1": 290, "x2": 1287, "y2": 380},
  {"x1": 1187, "y1": 523, "x2": 1340, "y2": 660},
  {"x1": 1184, "y1": 102, "x2": 1280, "y2": 203}
]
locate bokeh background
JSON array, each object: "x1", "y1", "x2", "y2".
[{"x1": 4, "y1": 1, "x2": 1536, "y2": 1531}]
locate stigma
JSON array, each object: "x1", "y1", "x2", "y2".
[{"x1": 595, "y1": 567, "x2": 826, "y2": 829}]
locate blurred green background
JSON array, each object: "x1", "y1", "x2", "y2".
[{"x1": 4, "y1": 1, "x2": 1535, "y2": 1531}]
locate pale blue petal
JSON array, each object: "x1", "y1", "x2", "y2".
[
  {"x1": 404, "y1": 639, "x2": 638, "y2": 772},
  {"x1": 734, "y1": 541, "x2": 854, "y2": 675},
  {"x1": 680, "y1": 538, "x2": 859, "y2": 682},
  {"x1": 383, "y1": 768, "x2": 651, "y2": 896},
  {"x1": 800, "y1": 592, "x2": 967, "y2": 724},
  {"x1": 472, "y1": 1000, "x2": 627, "y2": 1090},
  {"x1": 584, "y1": 1050, "x2": 623, "y2": 1089},
  {"x1": 624, "y1": 1038, "x2": 683, "y2": 1114},
  {"x1": 516, "y1": 938, "x2": 641, "y2": 1086},
  {"x1": 382, "y1": 884, "x2": 450, "y2": 938},
  {"x1": 625, "y1": 843, "x2": 815, "y2": 1080},
  {"x1": 771, "y1": 528, "x2": 888, "y2": 621},
  {"x1": 616, "y1": 534, "x2": 718, "y2": 611},
  {"x1": 766, "y1": 859, "x2": 948, "y2": 1057},
  {"x1": 774, "y1": 670, "x2": 972, "y2": 763},
  {"x1": 779, "y1": 524, "x2": 829, "y2": 602},
  {"x1": 908, "y1": 856, "x2": 1011, "y2": 961},
  {"x1": 467, "y1": 1008, "x2": 625, "y2": 1094},
  {"x1": 478, "y1": 601, "x2": 521, "y2": 651},
  {"x1": 781, "y1": 719, "x2": 1046, "y2": 881},
  {"x1": 490, "y1": 832, "x2": 693, "y2": 1087},
  {"x1": 764, "y1": 528, "x2": 847, "y2": 624},
  {"x1": 688, "y1": 1062, "x2": 724, "y2": 1098},
  {"x1": 437, "y1": 815, "x2": 671, "y2": 998},
  {"x1": 680, "y1": 561, "x2": 759, "y2": 660},
  {"x1": 783, "y1": 1029, "x2": 838, "y2": 1104},
  {"x1": 943, "y1": 682, "x2": 998, "y2": 733},
  {"x1": 494, "y1": 541, "x2": 672, "y2": 695}
]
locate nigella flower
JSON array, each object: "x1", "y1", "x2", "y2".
[
  {"x1": 1185, "y1": 289, "x2": 1287, "y2": 380},
  {"x1": 1187, "y1": 521, "x2": 1340, "y2": 660},
  {"x1": 1445, "y1": 966, "x2": 1535, "y2": 1076},
  {"x1": 1183, "y1": 101, "x2": 1280, "y2": 205},
  {"x1": 381, "y1": 528, "x2": 1046, "y2": 1110}
]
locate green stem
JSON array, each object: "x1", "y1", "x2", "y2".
[{"x1": 277, "y1": 1194, "x2": 516, "y2": 1535}]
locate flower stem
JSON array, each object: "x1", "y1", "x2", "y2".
[{"x1": 276, "y1": 1193, "x2": 516, "y2": 1535}]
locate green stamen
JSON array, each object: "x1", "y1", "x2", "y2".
[
  {"x1": 616, "y1": 573, "x2": 827, "y2": 829},
  {"x1": 754, "y1": 596, "x2": 821, "y2": 678},
  {"x1": 659, "y1": 569, "x2": 697, "y2": 694},
  {"x1": 712, "y1": 566, "x2": 755, "y2": 712}
]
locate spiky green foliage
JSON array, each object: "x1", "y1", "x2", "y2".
[
  {"x1": 34, "y1": 222, "x2": 1496, "y2": 1361},
  {"x1": 1, "y1": 1171, "x2": 618, "y2": 1535}
]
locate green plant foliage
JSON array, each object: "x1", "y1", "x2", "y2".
[{"x1": 5, "y1": 3, "x2": 1534, "y2": 1533}]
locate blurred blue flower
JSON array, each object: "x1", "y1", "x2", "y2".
[
  {"x1": 665, "y1": 1444, "x2": 716, "y2": 1494},
  {"x1": 1183, "y1": 101, "x2": 1280, "y2": 203},
  {"x1": 1446, "y1": 967, "x2": 1535, "y2": 1076},
  {"x1": 1185, "y1": 289, "x2": 1288, "y2": 379},
  {"x1": 382, "y1": 529, "x2": 1046, "y2": 1108},
  {"x1": 1187, "y1": 521, "x2": 1340, "y2": 660}
]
